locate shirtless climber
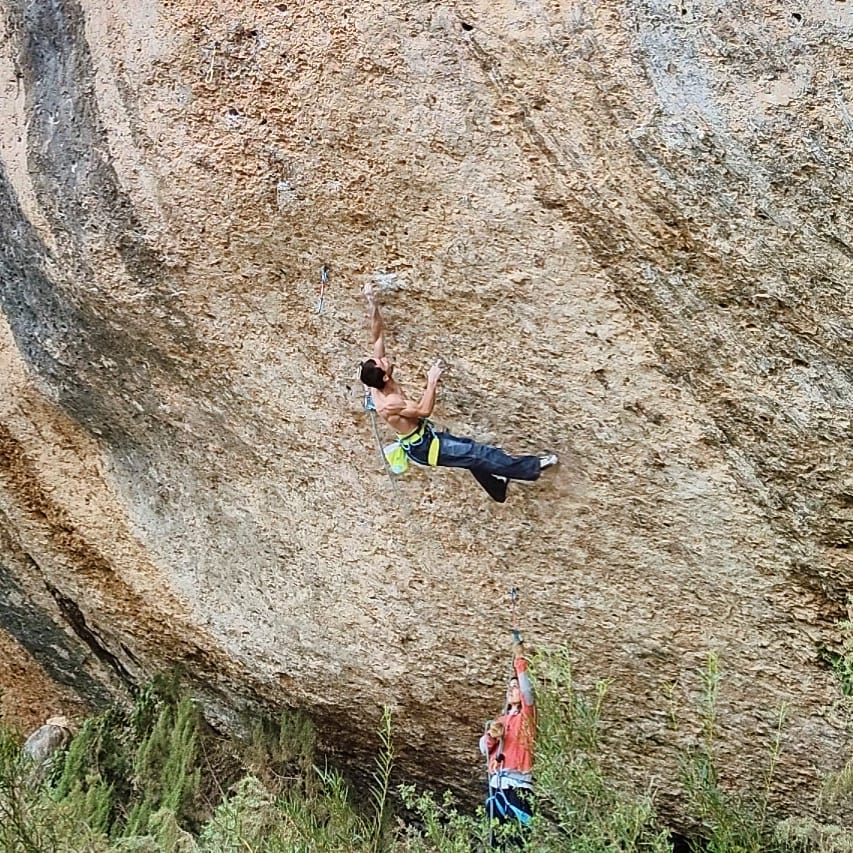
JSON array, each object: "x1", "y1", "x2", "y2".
[{"x1": 360, "y1": 282, "x2": 558, "y2": 502}]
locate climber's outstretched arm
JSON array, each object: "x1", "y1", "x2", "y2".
[
  {"x1": 383, "y1": 362, "x2": 443, "y2": 420},
  {"x1": 364, "y1": 283, "x2": 386, "y2": 360}
]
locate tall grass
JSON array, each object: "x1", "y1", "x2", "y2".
[
  {"x1": 528, "y1": 647, "x2": 672, "y2": 853},
  {"x1": 678, "y1": 653, "x2": 788, "y2": 853},
  {"x1": 0, "y1": 651, "x2": 849, "y2": 852},
  {"x1": 368, "y1": 705, "x2": 395, "y2": 853}
]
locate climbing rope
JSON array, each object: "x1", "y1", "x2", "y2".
[
  {"x1": 363, "y1": 387, "x2": 401, "y2": 495},
  {"x1": 501, "y1": 586, "x2": 523, "y2": 688},
  {"x1": 358, "y1": 378, "x2": 451, "y2": 586},
  {"x1": 510, "y1": 586, "x2": 521, "y2": 646},
  {"x1": 486, "y1": 587, "x2": 526, "y2": 846}
]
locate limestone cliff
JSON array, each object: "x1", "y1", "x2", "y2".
[{"x1": 0, "y1": 0, "x2": 851, "y2": 823}]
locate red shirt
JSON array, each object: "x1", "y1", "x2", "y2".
[{"x1": 482, "y1": 657, "x2": 536, "y2": 777}]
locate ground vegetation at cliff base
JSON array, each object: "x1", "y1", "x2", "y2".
[{"x1": 2, "y1": 651, "x2": 852, "y2": 852}]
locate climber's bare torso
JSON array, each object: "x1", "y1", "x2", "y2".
[{"x1": 369, "y1": 370, "x2": 421, "y2": 436}]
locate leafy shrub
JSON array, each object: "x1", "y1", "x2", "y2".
[{"x1": 1, "y1": 653, "x2": 851, "y2": 852}]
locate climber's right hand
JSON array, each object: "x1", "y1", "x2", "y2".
[{"x1": 427, "y1": 360, "x2": 443, "y2": 385}]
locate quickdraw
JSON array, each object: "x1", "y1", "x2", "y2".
[{"x1": 316, "y1": 264, "x2": 329, "y2": 314}]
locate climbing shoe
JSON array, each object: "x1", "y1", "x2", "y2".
[{"x1": 539, "y1": 453, "x2": 559, "y2": 470}]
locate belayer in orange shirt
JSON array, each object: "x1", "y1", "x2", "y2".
[{"x1": 479, "y1": 640, "x2": 536, "y2": 846}]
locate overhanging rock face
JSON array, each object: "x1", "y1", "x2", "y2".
[{"x1": 1, "y1": 0, "x2": 851, "y2": 821}]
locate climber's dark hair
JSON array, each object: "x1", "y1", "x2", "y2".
[{"x1": 360, "y1": 359, "x2": 387, "y2": 389}]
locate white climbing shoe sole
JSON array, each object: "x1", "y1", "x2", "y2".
[{"x1": 539, "y1": 453, "x2": 559, "y2": 470}]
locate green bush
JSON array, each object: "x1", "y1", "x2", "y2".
[
  {"x1": 525, "y1": 647, "x2": 672, "y2": 852},
  {"x1": 1, "y1": 653, "x2": 852, "y2": 852}
]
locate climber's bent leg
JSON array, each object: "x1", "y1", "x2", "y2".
[{"x1": 469, "y1": 467, "x2": 509, "y2": 503}]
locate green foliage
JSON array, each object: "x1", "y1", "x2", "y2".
[
  {"x1": 0, "y1": 722, "x2": 118, "y2": 853},
  {"x1": 1, "y1": 660, "x2": 852, "y2": 852},
  {"x1": 47, "y1": 680, "x2": 202, "y2": 841},
  {"x1": 0, "y1": 680, "x2": 204, "y2": 852},
  {"x1": 821, "y1": 755, "x2": 853, "y2": 810},
  {"x1": 398, "y1": 786, "x2": 487, "y2": 852},
  {"x1": 52, "y1": 716, "x2": 118, "y2": 833},
  {"x1": 774, "y1": 816, "x2": 853, "y2": 853},
  {"x1": 244, "y1": 706, "x2": 317, "y2": 794},
  {"x1": 274, "y1": 764, "x2": 372, "y2": 852},
  {"x1": 124, "y1": 695, "x2": 200, "y2": 836},
  {"x1": 196, "y1": 775, "x2": 279, "y2": 851},
  {"x1": 819, "y1": 601, "x2": 853, "y2": 699},
  {"x1": 368, "y1": 705, "x2": 395, "y2": 853},
  {"x1": 816, "y1": 600, "x2": 853, "y2": 809},
  {"x1": 0, "y1": 725, "x2": 50, "y2": 853},
  {"x1": 529, "y1": 647, "x2": 672, "y2": 853},
  {"x1": 678, "y1": 653, "x2": 788, "y2": 853},
  {"x1": 195, "y1": 756, "x2": 381, "y2": 852}
]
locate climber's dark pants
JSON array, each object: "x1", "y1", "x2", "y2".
[{"x1": 405, "y1": 428, "x2": 540, "y2": 502}]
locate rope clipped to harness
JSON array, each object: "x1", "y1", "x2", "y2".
[
  {"x1": 395, "y1": 420, "x2": 440, "y2": 467},
  {"x1": 363, "y1": 391, "x2": 439, "y2": 474},
  {"x1": 510, "y1": 586, "x2": 521, "y2": 645}
]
